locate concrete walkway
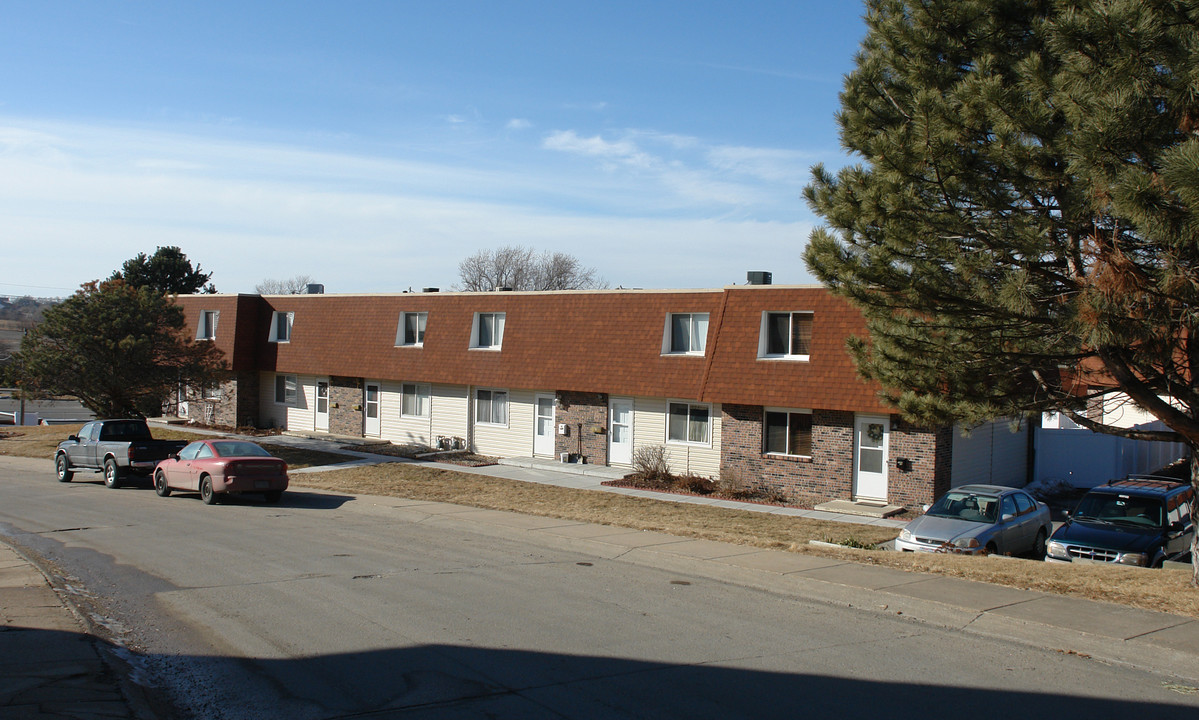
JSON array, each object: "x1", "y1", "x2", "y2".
[{"x1": 5, "y1": 428, "x2": 1199, "y2": 717}]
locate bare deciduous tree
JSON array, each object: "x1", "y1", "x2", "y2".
[
  {"x1": 256, "y1": 275, "x2": 316, "y2": 295},
  {"x1": 457, "y1": 246, "x2": 606, "y2": 291}
]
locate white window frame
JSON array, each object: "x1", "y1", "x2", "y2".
[
  {"x1": 269, "y1": 311, "x2": 294, "y2": 343},
  {"x1": 666, "y1": 400, "x2": 711, "y2": 446},
  {"x1": 401, "y1": 382, "x2": 431, "y2": 418},
  {"x1": 475, "y1": 388, "x2": 509, "y2": 426},
  {"x1": 196, "y1": 310, "x2": 219, "y2": 341},
  {"x1": 396, "y1": 312, "x2": 428, "y2": 347},
  {"x1": 470, "y1": 312, "x2": 505, "y2": 350},
  {"x1": 274, "y1": 374, "x2": 298, "y2": 405},
  {"x1": 663, "y1": 312, "x2": 709, "y2": 355},
  {"x1": 763, "y1": 408, "x2": 813, "y2": 457},
  {"x1": 758, "y1": 311, "x2": 813, "y2": 360}
]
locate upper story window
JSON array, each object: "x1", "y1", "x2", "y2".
[
  {"x1": 471, "y1": 312, "x2": 505, "y2": 350},
  {"x1": 195, "y1": 310, "x2": 219, "y2": 341},
  {"x1": 667, "y1": 401, "x2": 710, "y2": 445},
  {"x1": 401, "y1": 383, "x2": 430, "y2": 417},
  {"x1": 475, "y1": 388, "x2": 508, "y2": 425},
  {"x1": 274, "y1": 374, "x2": 297, "y2": 405},
  {"x1": 764, "y1": 409, "x2": 812, "y2": 457},
  {"x1": 396, "y1": 312, "x2": 427, "y2": 347},
  {"x1": 759, "y1": 312, "x2": 812, "y2": 360},
  {"x1": 665, "y1": 312, "x2": 709, "y2": 355},
  {"x1": 269, "y1": 311, "x2": 294, "y2": 343}
]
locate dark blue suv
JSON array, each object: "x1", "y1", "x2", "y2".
[{"x1": 1045, "y1": 476, "x2": 1194, "y2": 567}]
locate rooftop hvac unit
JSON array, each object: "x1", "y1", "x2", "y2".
[
  {"x1": 746, "y1": 271, "x2": 772, "y2": 285},
  {"x1": 306, "y1": 284, "x2": 325, "y2": 294}
]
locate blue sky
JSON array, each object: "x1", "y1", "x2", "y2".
[{"x1": 0, "y1": 1, "x2": 868, "y2": 296}]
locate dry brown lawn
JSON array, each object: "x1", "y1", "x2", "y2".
[{"x1": 5, "y1": 424, "x2": 1198, "y2": 617}]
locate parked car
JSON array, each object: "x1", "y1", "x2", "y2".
[
  {"x1": 896, "y1": 484, "x2": 1053, "y2": 557},
  {"x1": 153, "y1": 439, "x2": 289, "y2": 505},
  {"x1": 55, "y1": 419, "x2": 189, "y2": 488},
  {"x1": 1045, "y1": 476, "x2": 1193, "y2": 568}
]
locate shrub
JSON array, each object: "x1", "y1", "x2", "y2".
[{"x1": 632, "y1": 445, "x2": 671, "y2": 483}]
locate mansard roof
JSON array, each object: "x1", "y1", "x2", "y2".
[{"x1": 175, "y1": 286, "x2": 891, "y2": 413}]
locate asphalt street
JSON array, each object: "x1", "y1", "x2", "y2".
[{"x1": 3, "y1": 453, "x2": 1199, "y2": 719}]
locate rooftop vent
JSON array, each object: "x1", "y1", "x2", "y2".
[
  {"x1": 305, "y1": 283, "x2": 325, "y2": 294},
  {"x1": 421, "y1": 287, "x2": 440, "y2": 293},
  {"x1": 495, "y1": 286, "x2": 514, "y2": 292},
  {"x1": 746, "y1": 271, "x2": 772, "y2": 286}
]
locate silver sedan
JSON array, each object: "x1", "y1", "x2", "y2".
[{"x1": 896, "y1": 484, "x2": 1052, "y2": 558}]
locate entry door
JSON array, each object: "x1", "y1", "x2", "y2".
[
  {"x1": 609, "y1": 398, "x2": 633, "y2": 466},
  {"x1": 852, "y1": 415, "x2": 889, "y2": 501},
  {"x1": 533, "y1": 394, "x2": 555, "y2": 457},
  {"x1": 364, "y1": 382, "x2": 381, "y2": 437},
  {"x1": 315, "y1": 380, "x2": 330, "y2": 432}
]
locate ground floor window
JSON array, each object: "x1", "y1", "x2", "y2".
[
  {"x1": 667, "y1": 401, "x2": 710, "y2": 444},
  {"x1": 475, "y1": 388, "x2": 508, "y2": 425},
  {"x1": 274, "y1": 374, "x2": 297, "y2": 405},
  {"x1": 401, "y1": 383, "x2": 430, "y2": 417},
  {"x1": 764, "y1": 410, "x2": 812, "y2": 457}
]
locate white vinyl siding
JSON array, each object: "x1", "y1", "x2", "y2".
[
  {"x1": 631, "y1": 397, "x2": 721, "y2": 477},
  {"x1": 430, "y1": 384, "x2": 470, "y2": 444},
  {"x1": 258, "y1": 372, "x2": 313, "y2": 431},
  {"x1": 473, "y1": 388, "x2": 535, "y2": 457}
]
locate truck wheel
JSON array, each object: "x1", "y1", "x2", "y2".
[
  {"x1": 55, "y1": 454, "x2": 74, "y2": 482},
  {"x1": 154, "y1": 470, "x2": 172, "y2": 497},
  {"x1": 103, "y1": 458, "x2": 123, "y2": 489},
  {"x1": 200, "y1": 475, "x2": 219, "y2": 505}
]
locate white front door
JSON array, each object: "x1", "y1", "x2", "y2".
[
  {"x1": 534, "y1": 394, "x2": 555, "y2": 457},
  {"x1": 609, "y1": 397, "x2": 633, "y2": 466},
  {"x1": 852, "y1": 415, "x2": 889, "y2": 501},
  {"x1": 315, "y1": 380, "x2": 330, "y2": 432},
  {"x1": 364, "y1": 382, "x2": 381, "y2": 437}
]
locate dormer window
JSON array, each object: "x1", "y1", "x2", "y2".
[
  {"x1": 759, "y1": 312, "x2": 812, "y2": 360},
  {"x1": 269, "y1": 311, "x2": 294, "y2": 343},
  {"x1": 471, "y1": 312, "x2": 505, "y2": 350},
  {"x1": 195, "y1": 310, "x2": 219, "y2": 340},
  {"x1": 396, "y1": 312, "x2": 427, "y2": 347},
  {"x1": 664, "y1": 313, "x2": 708, "y2": 355}
]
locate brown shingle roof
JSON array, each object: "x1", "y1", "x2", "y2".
[{"x1": 176, "y1": 287, "x2": 889, "y2": 412}]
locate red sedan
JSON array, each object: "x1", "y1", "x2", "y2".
[{"x1": 153, "y1": 439, "x2": 289, "y2": 505}]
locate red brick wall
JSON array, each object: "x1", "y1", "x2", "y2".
[
  {"x1": 555, "y1": 391, "x2": 608, "y2": 464},
  {"x1": 721, "y1": 404, "x2": 945, "y2": 510}
]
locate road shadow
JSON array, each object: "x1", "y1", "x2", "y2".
[{"x1": 7, "y1": 626, "x2": 1196, "y2": 720}]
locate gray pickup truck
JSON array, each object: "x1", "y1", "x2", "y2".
[{"x1": 54, "y1": 419, "x2": 189, "y2": 488}]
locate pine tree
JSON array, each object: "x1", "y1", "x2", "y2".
[
  {"x1": 804, "y1": 0, "x2": 1199, "y2": 578},
  {"x1": 13, "y1": 280, "x2": 226, "y2": 417}
]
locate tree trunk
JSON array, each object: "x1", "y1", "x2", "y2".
[{"x1": 1192, "y1": 450, "x2": 1198, "y2": 587}]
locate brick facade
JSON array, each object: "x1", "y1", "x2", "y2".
[
  {"x1": 328, "y1": 376, "x2": 365, "y2": 437},
  {"x1": 554, "y1": 391, "x2": 609, "y2": 465},
  {"x1": 721, "y1": 404, "x2": 950, "y2": 510},
  {"x1": 180, "y1": 370, "x2": 259, "y2": 429}
]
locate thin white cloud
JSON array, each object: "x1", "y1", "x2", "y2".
[
  {"x1": 0, "y1": 117, "x2": 820, "y2": 296},
  {"x1": 506, "y1": 118, "x2": 532, "y2": 130}
]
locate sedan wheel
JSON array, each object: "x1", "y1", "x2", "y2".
[
  {"x1": 55, "y1": 454, "x2": 73, "y2": 482},
  {"x1": 1032, "y1": 529, "x2": 1047, "y2": 560},
  {"x1": 200, "y1": 475, "x2": 219, "y2": 505},
  {"x1": 154, "y1": 471, "x2": 172, "y2": 497},
  {"x1": 103, "y1": 458, "x2": 122, "y2": 489}
]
